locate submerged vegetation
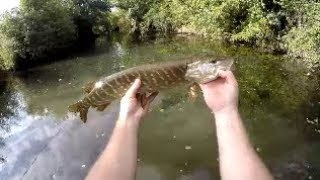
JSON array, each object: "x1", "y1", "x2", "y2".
[{"x1": 0, "y1": 0, "x2": 320, "y2": 70}]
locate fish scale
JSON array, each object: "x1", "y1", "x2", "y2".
[{"x1": 69, "y1": 57, "x2": 234, "y2": 122}]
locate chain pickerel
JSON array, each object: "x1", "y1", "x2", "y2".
[{"x1": 69, "y1": 57, "x2": 234, "y2": 122}]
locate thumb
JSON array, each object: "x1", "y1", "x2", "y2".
[
  {"x1": 218, "y1": 70, "x2": 229, "y2": 79},
  {"x1": 125, "y1": 79, "x2": 141, "y2": 98},
  {"x1": 218, "y1": 70, "x2": 236, "y2": 81}
]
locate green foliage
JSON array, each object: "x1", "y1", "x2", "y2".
[
  {"x1": 20, "y1": 0, "x2": 77, "y2": 59},
  {"x1": 0, "y1": 0, "x2": 112, "y2": 71},
  {"x1": 70, "y1": 0, "x2": 111, "y2": 37},
  {"x1": 115, "y1": 0, "x2": 155, "y2": 22},
  {"x1": 115, "y1": 0, "x2": 320, "y2": 66},
  {"x1": 114, "y1": 0, "x2": 158, "y2": 37},
  {"x1": 0, "y1": 0, "x2": 76, "y2": 70},
  {"x1": 142, "y1": 1, "x2": 180, "y2": 33},
  {"x1": 283, "y1": 3, "x2": 320, "y2": 68},
  {"x1": 0, "y1": 10, "x2": 24, "y2": 70},
  {"x1": 108, "y1": 9, "x2": 132, "y2": 33}
]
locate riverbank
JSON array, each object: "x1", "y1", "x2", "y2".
[
  {"x1": 115, "y1": 0, "x2": 320, "y2": 69},
  {"x1": 2, "y1": 0, "x2": 320, "y2": 72}
]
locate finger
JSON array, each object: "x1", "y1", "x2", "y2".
[
  {"x1": 199, "y1": 83, "x2": 212, "y2": 94},
  {"x1": 140, "y1": 93, "x2": 148, "y2": 107},
  {"x1": 218, "y1": 70, "x2": 229, "y2": 79},
  {"x1": 218, "y1": 70, "x2": 236, "y2": 82},
  {"x1": 125, "y1": 79, "x2": 141, "y2": 98},
  {"x1": 199, "y1": 78, "x2": 220, "y2": 88},
  {"x1": 136, "y1": 93, "x2": 143, "y2": 105}
]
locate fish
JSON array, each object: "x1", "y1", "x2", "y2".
[{"x1": 68, "y1": 56, "x2": 234, "y2": 122}]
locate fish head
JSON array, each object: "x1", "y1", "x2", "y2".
[{"x1": 185, "y1": 58, "x2": 234, "y2": 84}]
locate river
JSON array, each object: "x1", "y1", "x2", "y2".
[{"x1": 0, "y1": 35, "x2": 319, "y2": 180}]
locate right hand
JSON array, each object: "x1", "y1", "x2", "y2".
[
  {"x1": 199, "y1": 70, "x2": 239, "y2": 114},
  {"x1": 118, "y1": 79, "x2": 153, "y2": 129}
]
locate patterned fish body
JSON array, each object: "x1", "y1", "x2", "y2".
[{"x1": 69, "y1": 57, "x2": 234, "y2": 122}]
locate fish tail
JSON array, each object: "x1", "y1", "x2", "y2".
[{"x1": 68, "y1": 101, "x2": 89, "y2": 123}]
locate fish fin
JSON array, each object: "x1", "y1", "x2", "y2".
[
  {"x1": 80, "y1": 108, "x2": 89, "y2": 123},
  {"x1": 82, "y1": 81, "x2": 95, "y2": 94},
  {"x1": 68, "y1": 101, "x2": 89, "y2": 123},
  {"x1": 97, "y1": 103, "x2": 110, "y2": 111},
  {"x1": 188, "y1": 83, "x2": 199, "y2": 103},
  {"x1": 68, "y1": 101, "x2": 82, "y2": 113},
  {"x1": 147, "y1": 91, "x2": 158, "y2": 103},
  {"x1": 142, "y1": 91, "x2": 159, "y2": 108},
  {"x1": 136, "y1": 93, "x2": 146, "y2": 106}
]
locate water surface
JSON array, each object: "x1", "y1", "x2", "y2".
[{"x1": 0, "y1": 35, "x2": 319, "y2": 180}]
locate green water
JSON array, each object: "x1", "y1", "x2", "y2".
[{"x1": 1, "y1": 35, "x2": 320, "y2": 179}]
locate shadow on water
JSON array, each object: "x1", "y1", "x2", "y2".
[{"x1": 0, "y1": 35, "x2": 319, "y2": 180}]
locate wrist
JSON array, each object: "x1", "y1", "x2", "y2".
[
  {"x1": 213, "y1": 106, "x2": 240, "y2": 122},
  {"x1": 116, "y1": 117, "x2": 140, "y2": 132},
  {"x1": 212, "y1": 105, "x2": 238, "y2": 116}
]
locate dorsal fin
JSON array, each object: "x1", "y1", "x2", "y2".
[{"x1": 82, "y1": 81, "x2": 95, "y2": 94}]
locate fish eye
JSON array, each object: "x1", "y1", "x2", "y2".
[{"x1": 210, "y1": 60, "x2": 217, "y2": 64}]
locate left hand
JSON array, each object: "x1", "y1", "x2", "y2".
[{"x1": 118, "y1": 79, "x2": 152, "y2": 127}]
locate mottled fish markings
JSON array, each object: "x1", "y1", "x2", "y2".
[{"x1": 69, "y1": 57, "x2": 234, "y2": 122}]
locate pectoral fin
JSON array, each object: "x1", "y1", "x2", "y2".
[
  {"x1": 188, "y1": 83, "x2": 199, "y2": 102},
  {"x1": 144, "y1": 91, "x2": 159, "y2": 108},
  {"x1": 68, "y1": 101, "x2": 89, "y2": 123},
  {"x1": 136, "y1": 93, "x2": 146, "y2": 106},
  {"x1": 136, "y1": 91, "x2": 159, "y2": 108},
  {"x1": 80, "y1": 108, "x2": 89, "y2": 123}
]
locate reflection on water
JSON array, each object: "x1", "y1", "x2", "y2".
[{"x1": 0, "y1": 35, "x2": 319, "y2": 179}]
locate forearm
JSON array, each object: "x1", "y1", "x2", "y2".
[
  {"x1": 86, "y1": 119, "x2": 139, "y2": 180},
  {"x1": 214, "y1": 108, "x2": 273, "y2": 180}
]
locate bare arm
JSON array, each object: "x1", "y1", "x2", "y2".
[
  {"x1": 200, "y1": 71, "x2": 273, "y2": 180},
  {"x1": 86, "y1": 79, "x2": 154, "y2": 180}
]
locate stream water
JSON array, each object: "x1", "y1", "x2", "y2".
[{"x1": 0, "y1": 35, "x2": 319, "y2": 180}]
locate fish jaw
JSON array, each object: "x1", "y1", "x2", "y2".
[{"x1": 185, "y1": 58, "x2": 234, "y2": 83}]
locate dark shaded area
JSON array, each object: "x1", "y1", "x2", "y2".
[{"x1": 0, "y1": 79, "x2": 19, "y2": 132}]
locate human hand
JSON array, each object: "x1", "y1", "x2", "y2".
[
  {"x1": 199, "y1": 70, "x2": 239, "y2": 115},
  {"x1": 118, "y1": 79, "x2": 154, "y2": 128}
]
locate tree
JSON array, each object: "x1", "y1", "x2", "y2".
[
  {"x1": 69, "y1": 0, "x2": 112, "y2": 47},
  {"x1": 0, "y1": 0, "x2": 77, "y2": 70},
  {"x1": 0, "y1": 0, "x2": 112, "y2": 71},
  {"x1": 115, "y1": 0, "x2": 157, "y2": 36},
  {"x1": 0, "y1": 9, "x2": 25, "y2": 70}
]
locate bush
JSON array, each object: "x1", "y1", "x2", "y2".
[
  {"x1": 116, "y1": 0, "x2": 320, "y2": 65},
  {"x1": 0, "y1": 0, "x2": 112, "y2": 71},
  {"x1": 283, "y1": 3, "x2": 320, "y2": 67},
  {"x1": 108, "y1": 10, "x2": 132, "y2": 34},
  {"x1": 0, "y1": 9, "x2": 25, "y2": 70},
  {"x1": 0, "y1": 0, "x2": 77, "y2": 70}
]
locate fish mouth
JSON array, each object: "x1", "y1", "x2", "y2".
[
  {"x1": 185, "y1": 58, "x2": 234, "y2": 83},
  {"x1": 197, "y1": 76, "x2": 220, "y2": 84}
]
